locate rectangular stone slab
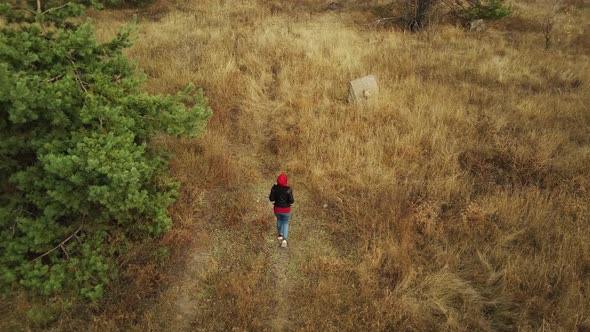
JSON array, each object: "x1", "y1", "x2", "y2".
[{"x1": 348, "y1": 75, "x2": 378, "y2": 103}]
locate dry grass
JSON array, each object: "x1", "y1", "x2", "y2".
[{"x1": 2, "y1": 0, "x2": 590, "y2": 330}]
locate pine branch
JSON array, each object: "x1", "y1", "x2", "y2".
[
  {"x1": 67, "y1": 56, "x2": 89, "y2": 93},
  {"x1": 12, "y1": 2, "x2": 72, "y2": 20},
  {"x1": 48, "y1": 73, "x2": 65, "y2": 82},
  {"x1": 13, "y1": 6, "x2": 37, "y2": 16},
  {"x1": 42, "y1": 2, "x2": 71, "y2": 15},
  {"x1": 32, "y1": 226, "x2": 82, "y2": 262}
]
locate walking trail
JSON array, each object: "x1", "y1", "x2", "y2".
[{"x1": 164, "y1": 179, "x2": 337, "y2": 331}]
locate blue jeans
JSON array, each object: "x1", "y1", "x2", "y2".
[{"x1": 275, "y1": 212, "x2": 291, "y2": 240}]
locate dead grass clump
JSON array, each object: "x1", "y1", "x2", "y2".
[
  {"x1": 459, "y1": 144, "x2": 570, "y2": 191},
  {"x1": 496, "y1": 15, "x2": 543, "y2": 33},
  {"x1": 459, "y1": 147, "x2": 513, "y2": 186},
  {"x1": 266, "y1": 111, "x2": 304, "y2": 157},
  {"x1": 141, "y1": 0, "x2": 177, "y2": 20},
  {"x1": 164, "y1": 133, "x2": 254, "y2": 190}
]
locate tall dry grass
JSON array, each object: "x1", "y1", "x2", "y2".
[
  {"x1": 2, "y1": 0, "x2": 589, "y2": 330},
  {"x1": 100, "y1": 0, "x2": 590, "y2": 329}
]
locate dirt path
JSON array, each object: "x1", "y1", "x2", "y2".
[
  {"x1": 269, "y1": 230, "x2": 291, "y2": 331},
  {"x1": 256, "y1": 183, "x2": 298, "y2": 332},
  {"x1": 163, "y1": 181, "x2": 336, "y2": 331},
  {"x1": 172, "y1": 246, "x2": 210, "y2": 331},
  {"x1": 261, "y1": 184, "x2": 337, "y2": 332}
]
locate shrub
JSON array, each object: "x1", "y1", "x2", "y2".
[
  {"x1": 26, "y1": 305, "x2": 58, "y2": 327},
  {"x1": 446, "y1": 0, "x2": 512, "y2": 21},
  {"x1": 0, "y1": 1, "x2": 210, "y2": 300}
]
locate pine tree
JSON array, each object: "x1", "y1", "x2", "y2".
[{"x1": 0, "y1": 1, "x2": 210, "y2": 300}]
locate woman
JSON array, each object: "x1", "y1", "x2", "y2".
[{"x1": 269, "y1": 173, "x2": 294, "y2": 248}]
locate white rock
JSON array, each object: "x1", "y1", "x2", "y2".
[
  {"x1": 468, "y1": 19, "x2": 486, "y2": 32},
  {"x1": 348, "y1": 75, "x2": 379, "y2": 104}
]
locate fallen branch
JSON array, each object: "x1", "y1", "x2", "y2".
[
  {"x1": 371, "y1": 16, "x2": 402, "y2": 27},
  {"x1": 32, "y1": 226, "x2": 82, "y2": 262}
]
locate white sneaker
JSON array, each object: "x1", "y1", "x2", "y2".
[
  {"x1": 281, "y1": 240, "x2": 287, "y2": 248},
  {"x1": 277, "y1": 236, "x2": 283, "y2": 241}
]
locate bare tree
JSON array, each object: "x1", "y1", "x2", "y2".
[
  {"x1": 406, "y1": 0, "x2": 439, "y2": 31},
  {"x1": 372, "y1": 0, "x2": 440, "y2": 31}
]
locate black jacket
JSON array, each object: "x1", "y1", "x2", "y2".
[{"x1": 269, "y1": 185, "x2": 294, "y2": 208}]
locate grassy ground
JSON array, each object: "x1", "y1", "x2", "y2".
[{"x1": 2, "y1": 0, "x2": 590, "y2": 330}]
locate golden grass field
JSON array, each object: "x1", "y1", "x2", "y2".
[{"x1": 1, "y1": 0, "x2": 589, "y2": 330}]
